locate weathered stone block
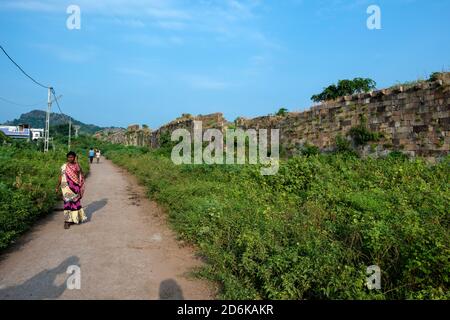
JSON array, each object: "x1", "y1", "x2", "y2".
[{"x1": 413, "y1": 125, "x2": 429, "y2": 133}]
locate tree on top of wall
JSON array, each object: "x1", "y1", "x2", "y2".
[
  {"x1": 311, "y1": 78, "x2": 377, "y2": 103},
  {"x1": 275, "y1": 107, "x2": 288, "y2": 116}
]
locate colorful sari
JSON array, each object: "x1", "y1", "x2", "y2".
[{"x1": 60, "y1": 162, "x2": 87, "y2": 224}]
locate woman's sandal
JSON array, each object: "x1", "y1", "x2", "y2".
[{"x1": 64, "y1": 222, "x2": 70, "y2": 229}]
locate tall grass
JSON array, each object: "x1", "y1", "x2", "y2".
[
  {"x1": 0, "y1": 138, "x2": 90, "y2": 250},
  {"x1": 105, "y1": 144, "x2": 449, "y2": 300}
]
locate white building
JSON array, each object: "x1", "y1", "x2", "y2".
[
  {"x1": 0, "y1": 125, "x2": 44, "y2": 140},
  {"x1": 0, "y1": 125, "x2": 31, "y2": 140}
]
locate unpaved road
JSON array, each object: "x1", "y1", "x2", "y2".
[{"x1": 0, "y1": 158, "x2": 215, "y2": 300}]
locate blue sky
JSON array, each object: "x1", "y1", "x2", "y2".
[{"x1": 0, "y1": 0, "x2": 449, "y2": 128}]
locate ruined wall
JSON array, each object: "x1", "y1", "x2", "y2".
[
  {"x1": 237, "y1": 73, "x2": 450, "y2": 160},
  {"x1": 95, "y1": 73, "x2": 449, "y2": 160},
  {"x1": 125, "y1": 125, "x2": 152, "y2": 147},
  {"x1": 150, "y1": 113, "x2": 227, "y2": 148},
  {"x1": 95, "y1": 125, "x2": 152, "y2": 147}
]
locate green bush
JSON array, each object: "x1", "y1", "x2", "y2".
[
  {"x1": 348, "y1": 116, "x2": 382, "y2": 146},
  {"x1": 275, "y1": 108, "x2": 288, "y2": 116},
  {"x1": 335, "y1": 134, "x2": 357, "y2": 156},
  {"x1": 105, "y1": 145, "x2": 450, "y2": 300},
  {"x1": 0, "y1": 131, "x2": 11, "y2": 144},
  {"x1": 312, "y1": 78, "x2": 376, "y2": 102},
  {"x1": 0, "y1": 138, "x2": 90, "y2": 250},
  {"x1": 300, "y1": 143, "x2": 320, "y2": 156}
]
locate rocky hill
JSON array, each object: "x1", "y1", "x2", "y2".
[{"x1": 3, "y1": 110, "x2": 106, "y2": 135}]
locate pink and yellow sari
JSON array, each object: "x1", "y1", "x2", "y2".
[{"x1": 60, "y1": 162, "x2": 87, "y2": 224}]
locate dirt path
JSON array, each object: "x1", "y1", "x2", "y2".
[{"x1": 0, "y1": 157, "x2": 215, "y2": 300}]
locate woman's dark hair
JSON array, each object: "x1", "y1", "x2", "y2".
[{"x1": 66, "y1": 151, "x2": 77, "y2": 158}]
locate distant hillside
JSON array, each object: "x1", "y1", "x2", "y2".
[{"x1": 3, "y1": 110, "x2": 105, "y2": 134}]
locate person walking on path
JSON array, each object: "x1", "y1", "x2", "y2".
[
  {"x1": 95, "y1": 149, "x2": 101, "y2": 164},
  {"x1": 88, "y1": 147, "x2": 95, "y2": 164},
  {"x1": 56, "y1": 151, "x2": 87, "y2": 229}
]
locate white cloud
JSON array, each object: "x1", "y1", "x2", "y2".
[
  {"x1": 250, "y1": 55, "x2": 266, "y2": 65},
  {"x1": 155, "y1": 21, "x2": 187, "y2": 30},
  {"x1": 112, "y1": 18, "x2": 146, "y2": 28},
  {"x1": 146, "y1": 7, "x2": 190, "y2": 20},
  {"x1": 0, "y1": 0, "x2": 60, "y2": 12},
  {"x1": 124, "y1": 34, "x2": 184, "y2": 47},
  {"x1": 31, "y1": 43, "x2": 97, "y2": 63},
  {"x1": 116, "y1": 67, "x2": 152, "y2": 78},
  {"x1": 0, "y1": 0, "x2": 278, "y2": 50},
  {"x1": 314, "y1": 0, "x2": 373, "y2": 18},
  {"x1": 184, "y1": 75, "x2": 231, "y2": 90}
]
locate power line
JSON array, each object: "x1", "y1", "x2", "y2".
[
  {"x1": 51, "y1": 88, "x2": 68, "y2": 119},
  {"x1": 51, "y1": 89, "x2": 63, "y2": 114},
  {"x1": 0, "y1": 96, "x2": 47, "y2": 109},
  {"x1": 1, "y1": 45, "x2": 74, "y2": 152},
  {"x1": 50, "y1": 89, "x2": 70, "y2": 123},
  {"x1": 51, "y1": 88, "x2": 72, "y2": 151},
  {"x1": 0, "y1": 45, "x2": 49, "y2": 89}
]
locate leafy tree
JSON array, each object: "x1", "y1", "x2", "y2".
[
  {"x1": 311, "y1": 78, "x2": 376, "y2": 102},
  {"x1": 429, "y1": 72, "x2": 444, "y2": 82},
  {"x1": 50, "y1": 124, "x2": 70, "y2": 136},
  {"x1": 275, "y1": 107, "x2": 288, "y2": 116}
]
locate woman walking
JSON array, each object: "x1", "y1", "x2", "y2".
[
  {"x1": 95, "y1": 148, "x2": 101, "y2": 163},
  {"x1": 56, "y1": 151, "x2": 87, "y2": 229}
]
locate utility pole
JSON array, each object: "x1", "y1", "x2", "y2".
[
  {"x1": 68, "y1": 117, "x2": 72, "y2": 151},
  {"x1": 44, "y1": 87, "x2": 52, "y2": 152},
  {"x1": 74, "y1": 125, "x2": 80, "y2": 138}
]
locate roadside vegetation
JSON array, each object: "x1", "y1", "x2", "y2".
[
  {"x1": 0, "y1": 136, "x2": 92, "y2": 250},
  {"x1": 103, "y1": 143, "x2": 449, "y2": 300},
  {"x1": 1, "y1": 130, "x2": 448, "y2": 299}
]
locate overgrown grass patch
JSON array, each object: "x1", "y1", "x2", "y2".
[
  {"x1": 104, "y1": 144, "x2": 449, "y2": 299},
  {"x1": 0, "y1": 139, "x2": 90, "y2": 250}
]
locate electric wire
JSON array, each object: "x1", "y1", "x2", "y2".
[{"x1": 0, "y1": 45, "x2": 49, "y2": 89}]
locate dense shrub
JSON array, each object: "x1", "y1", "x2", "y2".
[
  {"x1": 335, "y1": 134, "x2": 356, "y2": 156},
  {"x1": 105, "y1": 145, "x2": 450, "y2": 300},
  {"x1": 311, "y1": 78, "x2": 376, "y2": 102},
  {"x1": 347, "y1": 116, "x2": 383, "y2": 147},
  {"x1": 0, "y1": 131, "x2": 11, "y2": 144},
  {"x1": 0, "y1": 140, "x2": 90, "y2": 250},
  {"x1": 300, "y1": 143, "x2": 320, "y2": 156},
  {"x1": 275, "y1": 108, "x2": 288, "y2": 116}
]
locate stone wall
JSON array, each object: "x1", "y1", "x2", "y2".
[
  {"x1": 95, "y1": 73, "x2": 449, "y2": 160},
  {"x1": 150, "y1": 113, "x2": 227, "y2": 148},
  {"x1": 237, "y1": 73, "x2": 450, "y2": 160},
  {"x1": 94, "y1": 125, "x2": 152, "y2": 147}
]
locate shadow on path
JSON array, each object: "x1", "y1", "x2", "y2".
[
  {"x1": 85, "y1": 198, "x2": 108, "y2": 222},
  {"x1": 0, "y1": 256, "x2": 80, "y2": 300},
  {"x1": 159, "y1": 279, "x2": 184, "y2": 300}
]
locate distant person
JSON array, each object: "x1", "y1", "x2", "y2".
[
  {"x1": 56, "y1": 151, "x2": 87, "y2": 229},
  {"x1": 88, "y1": 147, "x2": 95, "y2": 164},
  {"x1": 95, "y1": 149, "x2": 101, "y2": 163}
]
